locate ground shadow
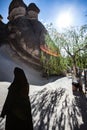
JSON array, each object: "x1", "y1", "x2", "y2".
[
  {"x1": 31, "y1": 87, "x2": 87, "y2": 130},
  {"x1": 1, "y1": 86, "x2": 87, "y2": 130},
  {"x1": 73, "y1": 92, "x2": 87, "y2": 130},
  {"x1": 0, "y1": 117, "x2": 5, "y2": 130},
  {"x1": 31, "y1": 87, "x2": 65, "y2": 130}
]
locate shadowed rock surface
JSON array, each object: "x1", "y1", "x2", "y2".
[
  {"x1": 0, "y1": 16, "x2": 8, "y2": 46},
  {"x1": 0, "y1": 1, "x2": 48, "y2": 69}
]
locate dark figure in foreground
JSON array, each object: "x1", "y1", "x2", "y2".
[{"x1": 0, "y1": 67, "x2": 33, "y2": 130}]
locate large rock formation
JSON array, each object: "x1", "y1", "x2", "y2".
[
  {"x1": 0, "y1": 0, "x2": 49, "y2": 69},
  {"x1": 8, "y1": 0, "x2": 27, "y2": 21},
  {"x1": 7, "y1": 0, "x2": 47, "y2": 67}
]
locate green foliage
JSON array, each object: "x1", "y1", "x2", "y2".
[
  {"x1": 76, "y1": 50, "x2": 87, "y2": 68},
  {"x1": 40, "y1": 26, "x2": 67, "y2": 76},
  {"x1": 45, "y1": 34, "x2": 60, "y2": 53},
  {"x1": 53, "y1": 26, "x2": 87, "y2": 75},
  {"x1": 41, "y1": 24, "x2": 87, "y2": 76},
  {"x1": 41, "y1": 51, "x2": 67, "y2": 76}
]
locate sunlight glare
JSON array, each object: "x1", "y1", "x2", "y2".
[{"x1": 56, "y1": 11, "x2": 73, "y2": 29}]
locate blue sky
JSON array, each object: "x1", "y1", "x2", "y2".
[{"x1": 0, "y1": 0, "x2": 87, "y2": 31}]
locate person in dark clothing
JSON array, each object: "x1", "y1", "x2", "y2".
[{"x1": 0, "y1": 67, "x2": 33, "y2": 130}]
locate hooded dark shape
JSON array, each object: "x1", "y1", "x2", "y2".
[
  {"x1": 0, "y1": 67, "x2": 33, "y2": 130},
  {"x1": 9, "y1": 67, "x2": 28, "y2": 92}
]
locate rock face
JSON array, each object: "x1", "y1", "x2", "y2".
[
  {"x1": 0, "y1": 0, "x2": 48, "y2": 69},
  {"x1": 27, "y1": 3, "x2": 40, "y2": 20},
  {"x1": 8, "y1": 0, "x2": 27, "y2": 21},
  {"x1": 0, "y1": 15, "x2": 8, "y2": 46},
  {"x1": 8, "y1": 17, "x2": 47, "y2": 68}
]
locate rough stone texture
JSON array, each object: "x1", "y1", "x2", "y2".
[
  {"x1": 0, "y1": 1, "x2": 49, "y2": 69},
  {"x1": 27, "y1": 10, "x2": 38, "y2": 20},
  {"x1": 9, "y1": 0, "x2": 27, "y2": 14},
  {"x1": 7, "y1": 16, "x2": 48, "y2": 68},
  {"x1": 27, "y1": 3, "x2": 40, "y2": 13},
  {"x1": 8, "y1": 7, "x2": 26, "y2": 21}
]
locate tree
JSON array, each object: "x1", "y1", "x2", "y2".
[
  {"x1": 42, "y1": 24, "x2": 87, "y2": 78},
  {"x1": 55, "y1": 26, "x2": 87, "y2": 77}
]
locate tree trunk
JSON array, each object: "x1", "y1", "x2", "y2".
[
  {"x1": 72, "y1": 56, "x2": 77, "y2": 77},
  {"x1": 72, "y1": 56, "x2": 83, "y2": 92}
]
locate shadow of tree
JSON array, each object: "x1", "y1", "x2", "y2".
[
  {"x1": 1, "y1": 87, "x2": 87, "y2": 130},
  {"x1": 31, "y1": 87, "x2": 65, "y2": 130},
  {"x1": 31, "y1": 88, "x2": 87, "y2": 130},
  {"x1": 73, "y1": 92, "x2": 87, "y2": 130},
  {"x1": 0, "y1": 117, "x2": 5, "y2": 130}
]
